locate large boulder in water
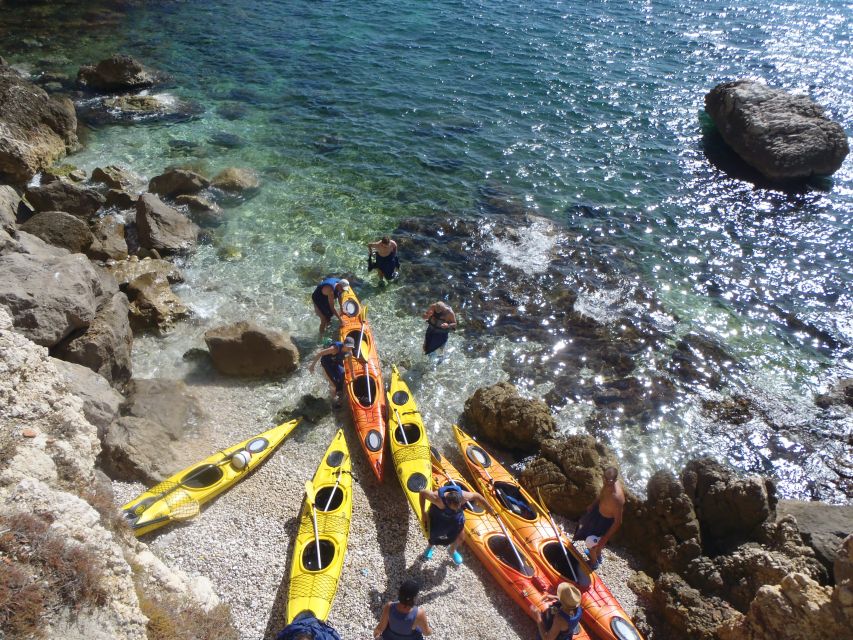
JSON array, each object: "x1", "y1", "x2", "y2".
[
  {"x1": 204, "y1": 321, "x2": 299, "y2": 376},
  {"x1": 462, "y1": 382, "x2": 556, "y2": 450},
  {"x1": 705, "y1": 80, "x2": 849, "y2": 180},
  {"x1": 0, "y1": 66, "x2": 78, "y2": 185},
  {"x1": 210, "y1": 167, "x2": 260, "y2": 192},
  {"x1": 77, "y1": 54, "x2": 167, "y2": 91},
  {"x1": 148, "y1": 168, "x2": 209, "y2": 198},
  {"x1": 135, "y1": 193, "x2": 199, "y2": 255}
]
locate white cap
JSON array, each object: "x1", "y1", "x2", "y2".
[
  {"x1": 585, "y1": 535, "x2": 600, "y2": 549},
  {"x1": 338, "y1": 279, "x2": 350, "y2": 290}
]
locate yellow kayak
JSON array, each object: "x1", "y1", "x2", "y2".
[
  {"x1": 122, "y1": 419, "x2": 300, "y2": 536},
  {"x1": 287, "y1": 429, "x2": 353, "y2": 623},
  {"x1": 386, "y1": 364, "x2": 432, "y2": 536}
]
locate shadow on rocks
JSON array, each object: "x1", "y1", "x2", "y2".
[{"x1": 262, "y1": 514, "x2": 302, "y2": 640}]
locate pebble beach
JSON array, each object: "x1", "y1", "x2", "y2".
[{"x1": 112, "y1": 379, "x2": 639, "y2": 640}]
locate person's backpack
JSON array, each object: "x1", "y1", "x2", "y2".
[{"x1": 276, "y1": 613, "x2": 342, "y2": 640}]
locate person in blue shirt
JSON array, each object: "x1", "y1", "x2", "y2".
[
  {"x1": 309, "y1": 336, "x2": 356, "y2": 404},
  {"x1": 532, "y1": 582, "x2": 583, "y2": 640},
  {"x1": 311, "y1": 277, "x2": 350, "y2": 338},
  {"x1": 373, "y1": 579, "x2": 432, "y2": 640}
]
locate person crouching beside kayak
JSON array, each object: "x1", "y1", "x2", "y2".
[
  {"x1": 418, "y1": 485, "x2": 493, "y2": 565},
  {"x1": 373, "y1": 578, "x2": 432, "y2": 640},
  {"x1": 367, "y1": 236, "x2": 400, "y2": 282},
  {"x1": 312, "y1": 277, "x2": 350, "y2": 338},
  {"x1": 531, "y1": 582, "x2": 583, "y2": 640},
  {"x1": 309, "y1": 337, "x2": 356, "y2": 404},
  {"x1": 422, "y1": 301, "x2": 457, "y2": 355}
]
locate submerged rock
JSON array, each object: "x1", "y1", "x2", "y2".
[
  {"x1": 705, "y1": 80, "x2": 849, "y2": 181},
  {"x1": 210, "y1": 167, "x2": 260, "y2": 192},
  {"x1": 78, "y1": 92, "x2": 204, "y2": 126}
]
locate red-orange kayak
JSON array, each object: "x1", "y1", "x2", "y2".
[
  {"x1": 338, "y1": 289, "x2": 386, "y2": 481},
  {"x1": 453, "y1": 426, "x2": 644, "y2": 640},
  {"x1": 430, "y1": 448, "x2": 576, "y2": 630}
]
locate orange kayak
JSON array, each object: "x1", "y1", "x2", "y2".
[
  {"x1": 338, "y1": 288, "x2": 386, "y2": 481},
  {"x1": 453, "y1": 426, "x2": 644, "y2": 640},
  {"x1": 429, "y1": 447, "x2": 569, "y2": 628}
]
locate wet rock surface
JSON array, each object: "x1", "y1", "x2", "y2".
[
  {"x1": 0, "y1": 65, "x2": 78, "y2": 185},
  {"x1": 462, "y1": 381, "x2": 556, "y2": 450},
  {"x1": 135, "y1": 193, "x2": 199, "y2": 255},
  {"x1": 148, "y1": 168, "x2": 209, "y2": 198},
  {"x1": 125, "y1": 270, "x2": 190, "y2": 332},
  {"x1": 204, "y1": 321, "x2": 300, "y2": 376},
  {"x1": 705, "y1": 79, "x2": 849, "y2": 180},
  {"x1": 77, "y1": 54, "x2": 168, "y2": 91}
]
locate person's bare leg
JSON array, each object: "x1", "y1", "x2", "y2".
[
  {"x1": 449, "y1": 528, "x2": 466, "y2": 554},
  {"x1": 314, "y1": 305, "x2": 329, "y2": 338}
]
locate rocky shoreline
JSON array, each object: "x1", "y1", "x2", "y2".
[{"x1": 1, "y1": 47, "x2": 851, "y2": 640}]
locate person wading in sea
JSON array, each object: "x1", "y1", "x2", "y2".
[
  {"x1": 311, "y1": 277, "x2": 350, "y2": 338},
  {"x1": 421, "y1": 301, "x2": 456, "y2": 355},
  {"x1": 574, "y1": 466, "x2": 624, "y2": 569},
  {"x1": 308, "y1": 336, "x2": 356, "y2": 405},
  {"x1": 418, "y1": 485, "x2": 493, "y2": 565},
  {"x1": 367, "y1": 236, "x2": 400, "y2": 282}
]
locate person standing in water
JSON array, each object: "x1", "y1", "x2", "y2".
[
  {"x1": 311, "y1": 277, "x2": 350, "y2": 338},
  {"x1": 574, "y1": 466, "x2": 624, "y2": 570},
  {"x1": 422, "y1": 301, "x2": 456, "y2": 355},
  {"x1": 373, "y1": 579, "x2": 432, "y2": 640},
  {"x1": 367, "y1": 236, "x2": 400, "y2": 282},
  {"x1": 308, "y1": 336, "x2": 356, "y2": 404}
]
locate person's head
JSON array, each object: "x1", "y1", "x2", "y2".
[
  {"x1": 343, "y1": 336, "x2": 355, "y2": 351},
  {"x1": 398, "y1": 578, "x2": 421, "y2": 606},
  {"x1": 381, "y1": 236, "x2": 390, "y2": 245},
  {"x1": 336, "y1": 279, "x2": 350, "y2": 293},
  {"x1": 435, "y1": 301, "x2": 450, "y2": 312},
  {"x1": 557, "y1": 582, "x2": 582, "y2": 610},
  {"x1": 443, "y1": 488, "x2": 464, "y2": 510},
  {"x1": 603, "y1": 466, "x2": 618, "y2": 485}
]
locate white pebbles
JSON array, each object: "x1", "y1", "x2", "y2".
[{"x1": 112, "y1": 381, "x2": 640, "y2": 640}]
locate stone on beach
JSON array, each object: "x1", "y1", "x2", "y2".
[
  {"x1": 20, "y1": 210, "x2": 94, "y2": 253},
  {"x1": 204, "y1": 321, "x2": 299, "y2": 376},
  {"x1": 25, "y1": 179, "x2": 105, "y2": 219}
]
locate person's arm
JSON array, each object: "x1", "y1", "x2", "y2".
[
  {"x1": 367, "y1": 240, "x2": 381, "y2": 250},
  {"x1": 326, "y1": 289, "x2": 342, "y2": 318},
  {"x1": 373, "y1": 603, "x2": 390, "y2": 639},
  {"x1": 463, "y1": 490, "x2": 495, "y2": 515},
  {"x1": 440, "y1": 310, "x2": 457, "y2": 330},
  {"x1": 308, "y1": 346, "x2": 333, "y2": 373},
  {"x1": 422, "y1": 305, "x2": 435, "y2": 320},
  {"x1": 415, "y1": 608, "x2": 432, "y2": 636}
]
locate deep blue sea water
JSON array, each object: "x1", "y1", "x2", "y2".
[{"x1": 2, "y1": 0, "x2": 851, "y2": 501}]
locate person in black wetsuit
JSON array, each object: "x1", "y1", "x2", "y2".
[
  {"x1": 418, "y1": 485, "x2": 492, "y2": 565},
  {"x1": 532, "y1": 582, "x2": 583, "y2": 640},
  {"x1": 421, "y1": 301, "x2": 457, "y2": 355},
  {"x1": 367, "y1": 236, "x2": 400, "y2": 282},
  {"x1": 311, "y1": 277, "x2": 350, "y2": 338},
  {"x1": 308, "y1": 336, "x2": 356, "y2": 403}
]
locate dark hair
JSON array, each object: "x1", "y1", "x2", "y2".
[
  {"x1": 444, "y1": 490, "x2": 463, "y2": 508},
  {"x1": 399, "y1": 578, "x2": 421, "y2": 606},
  {"x1": 381, "y1": 236, "x2": 390, "y2": 244},
  {"x1": 604, "y1": 466, "x2": 618, "y2": 482}
]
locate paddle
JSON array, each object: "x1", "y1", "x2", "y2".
[
  {"x1": 356, "y1": 305, "x2": 368, "y2": 359},
  {"x1": 322, "y1": 453, "x2": 350, "y2": 512},
  {"x1": 535, "y1": 488, "x2": 579, "y2": 583},
  {"x1": 304, "y1": 480, "x2": 322, "y2": 569},
  {"x1": 364, "y1": 358, "x2": 373, "y2": 405},
  {"x1": 393, "y1": 408, "x2": 409, "y2": 445}
]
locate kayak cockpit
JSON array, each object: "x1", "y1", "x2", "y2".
[
  {"x1": 542, "y1": 541, "x2": 591, "y2": 588},
  {"x1": 494, "y1": 481, "x2": 537, "y2": 521},
  {"x1": 487, "y1": 534, "x2": 536, "y2": 577}
]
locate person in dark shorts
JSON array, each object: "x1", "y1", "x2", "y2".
[
  {"x1": 373, "y1": 579, "x2": 433, "y2": 640},
  {"x1": 421, "y1": 301, "x2": 457, "y2": 355},
  {"x1": 311, "y1": 277, "x2": 350, "y2": 338},
  {"x1": 308, "y1": 336, "x2": 356, "y2": 403},
  {"x1": 418, "y1": 485, "x2": 492, "y2": 566},
  {"x1": 574, "y1": 466, "x2": 624, "y2": 570},
  {"x1": 367, "y1": 236, "x2": 400, "y2": 282},
  {"x1": 531, "y1": 582, "x2": 583, "y2": 640}
]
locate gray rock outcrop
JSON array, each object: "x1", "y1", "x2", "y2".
[
  {"x1": 0, "y1": 65, "x2": 78, "y2": 185},
  {"x1": 77, "y1": 54, "x2": 166, "y2": 91},
  {"x1": 50, "y1": 358, "x2": 122, "y2": 438},
  {"x1": 26, "y1": 180, "x2": 105, "y2": 218},
  {"x1": 53, "y1": 291, "x2": 133, "y2": 387},
  {"x1": 204, "y1": 321, "x2": 300, "y2": 376},
  {"x1": 777, "y1": 499, "x2": 853, "y2": 579},
  {"x1": 135, "y1": 193, "x2": 199, "y2": 255},
  {"x1": 148, "y1": 168, "x2": 209, "y2": 198},
  {"x1": 20, "y1": 210, "x2": 94, "y2": 253},
  {"x1": 705, "y1": 79, "x2": 850, "y2": 180},
  {"x1": 463, "y1": 382, "x2": 556, "y2": 450},
  {"x1": 88, "y1": 215, "x2": 129, "y2": 261},
  {"x1": 0, "y1": 184, "x2": 20, "y2": 231}
]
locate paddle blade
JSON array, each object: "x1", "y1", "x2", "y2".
[
  {"x1": 304, "y1": 479, "x2": 316, "y2": 505},
  {"x1": 360, "y1": 304, "x2": 369, "y2": 322}
]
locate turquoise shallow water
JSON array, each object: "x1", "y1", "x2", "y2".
[{"x1": 2, "y1": 0, "x2": 851, "y2": 500}]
